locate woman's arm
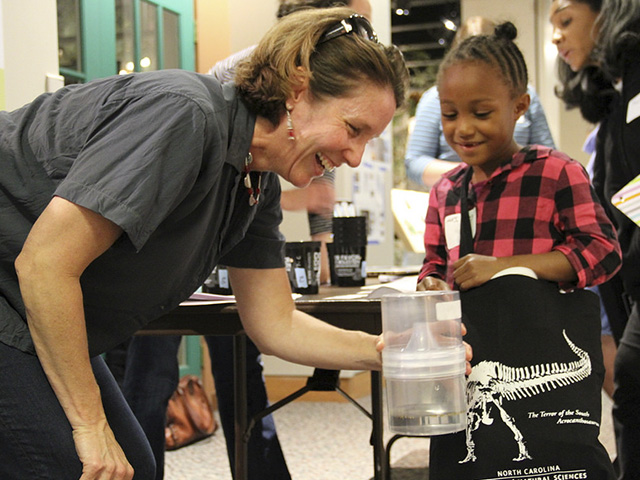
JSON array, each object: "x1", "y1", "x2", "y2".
[
  {"x1": 15, "y1": 196, "x2": 132, "y2": 480},
  {"x1": 230, "y1": 267, "x2": 474, "y2": 375},
  {"x1": 228, "y1": 266, "x2": 381, "y2": 371}
]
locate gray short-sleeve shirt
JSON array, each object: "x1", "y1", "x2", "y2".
[{"x1": 0, "y1": 70, "x2": 285, "y2": 356}]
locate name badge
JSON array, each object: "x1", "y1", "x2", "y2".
[{"x1": 444, "y1": 208, "x2": 476, "y2": 250}]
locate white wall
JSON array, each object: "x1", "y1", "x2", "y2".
[
  {"x1": 462, "y1": 0, "x2": 538, "y2": 89},
  {"x1": 228, "y1": 0, "x2": 279, "y2": 52},
  {"x1": 1, "y1": 0, "x2": 60, "y2": 111}
]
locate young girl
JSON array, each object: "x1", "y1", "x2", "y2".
[
  {"x1": 418, "y1": 22, "x2": 619, "y2": 293},
  {"x1": 417, "y1": 22, "x2": 621, "y2": 479}
]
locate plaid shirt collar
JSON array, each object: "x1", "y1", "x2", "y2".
[{"x1": 445, "y1": 145, "x2": 555, "y2": 192}]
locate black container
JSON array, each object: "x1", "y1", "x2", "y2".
[
  {"x1": 329, "y1": 216, "x2": 368, "y2": 286},
  {"x1": 327, "y1": 242, "x2": 367, "y2": 287},
  {"x1": 285, "y1": 241, "x2": 321, "y2": 294},
  {"x1": 202, "y1": 265, "x2": 233, "y2": 295}
]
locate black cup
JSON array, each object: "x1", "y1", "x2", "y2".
[
  {"x1": 285, "y1": 241, "x2": 321, "y2": 294},
  {"x1": 329, "y1": 216, "x2": 368, "y2": 286},
  {"x1": 202, "y1": 265, "x2": 233, "y2": 295},
  {"x1": 327, "y1": 243, "x2": 367, "y2": 287}
]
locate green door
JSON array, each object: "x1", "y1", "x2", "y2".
[
  {"x1": 58, "y1": 0, "x2": 194, "y2": 83},
  {"x1": 58, "y1": 0, "x2": 201, "y2": 376}
]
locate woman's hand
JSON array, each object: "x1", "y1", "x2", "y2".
[
  {"x1": 453, "y1": 254, "x2": 501, "y2": 290},
  {"x1": 74, "y1": 420, "x2": 134, "y2": 480}
]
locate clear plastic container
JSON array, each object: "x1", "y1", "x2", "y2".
[{"x1": 381, "y1": 291, "x2": 467, "y2": 436}]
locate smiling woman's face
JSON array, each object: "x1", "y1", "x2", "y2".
[
  {"x1": 549, "y1": 0, "x2": 600, "y2": 72},
  {"x1": 278, "y1": 82, "x2": 396, "y2": 188}
]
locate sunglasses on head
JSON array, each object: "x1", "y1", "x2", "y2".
[{"x1": 318, "y1": 14, "x2": 379, "y2": 45}]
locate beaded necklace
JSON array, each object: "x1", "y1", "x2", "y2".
[{"x1": 243, "y1": 152, "x2": 262, "y2": 206}]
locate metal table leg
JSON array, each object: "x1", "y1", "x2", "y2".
[
  {"x1": 371, "y1": 370, "x2": 386, "y2": 480},
  {"x1": 234, "y1": 334, "x2": 248, "y2": 480}
]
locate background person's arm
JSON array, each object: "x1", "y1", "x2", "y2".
[
  {"x1": 15, "y1": 196, "x2": 132, "y2": 480},
  {"x1": 526, "y1": 86, "x2": 556, "y2": 149},
  {"x1": 405, "y1": 86, "x2": 458, "y2": 189},
  {"x1": 279, "y1": 178, "x2": 335, "y2": 214}
]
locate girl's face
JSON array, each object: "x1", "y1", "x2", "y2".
[
  {"x1": 549, "y1": 0, "x2": 600, "y2": 72},
  {"x1": 438, "y1": 62, "x2": 529, "y2": 181},
  {"x1": 277, "y1": 82, "x2": 395, "y2": 188}
]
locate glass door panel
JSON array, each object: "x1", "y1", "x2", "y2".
[
  {"x1": 116, "y1": 0, "x2": 136, "y2": 74},
  {"x1": 57, "y1": 0, "x2": 84, "y2": 84},
  {"x1": 139, "y1": 0, "x2": 159, "y2": 72},
  {"x1": 162, "y1": 9, "x2": 180, "y2": 69}
]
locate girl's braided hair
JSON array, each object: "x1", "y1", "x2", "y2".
[{"x1": 437, "y1": 21, "x2": 528, "y2": 98}]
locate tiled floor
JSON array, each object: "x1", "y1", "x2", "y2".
[{"x1": 164, "y1": 392, "x2": 616, "y2": 480}]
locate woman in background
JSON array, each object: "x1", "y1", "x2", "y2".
[{"x1": 550, "y1": 1, "x2": 640, "y2": 478}]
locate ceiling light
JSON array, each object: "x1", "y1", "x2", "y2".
[{"x1": 442, "y1": 19, "x2": 457, "y2": 31}]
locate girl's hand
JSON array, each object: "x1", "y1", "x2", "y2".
[
  {"x1": 73, "y1": 420, "x2": 134, "y2": 480},
  {"x1": 453, "y1": 254, "x2": 502, "y2": 290},
  {"x1": 416, "y1": 276, "x2": 449, "y2": 291}
]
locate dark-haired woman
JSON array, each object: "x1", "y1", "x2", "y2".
[{"x1": 550, "y1": 2, "x2": 640, "y2": 478}]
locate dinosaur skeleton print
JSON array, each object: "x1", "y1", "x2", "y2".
[{"x1": 460, "y1": 330, "x2": 592, "y2": 464}]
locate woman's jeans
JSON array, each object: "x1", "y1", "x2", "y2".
[
  {"x1": 123, "y1": 335, "x2": 290, "y2": 480},
  {"x1": 0, "y1": 341, "x2": 155, "y2": 479}
]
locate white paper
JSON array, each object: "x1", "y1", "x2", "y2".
[
  {"x1": 490, "y1": 267, "x2": 539, "y2": 280},
  {"x1": 366, "y1": 275, "x2": 420, "y2": 298},
  {"x1": 611, "y1": 172, "x2": 640, "y2": 227},
  {"x1": 627, "y1": 92, "x2": 640, "y2": 124}
]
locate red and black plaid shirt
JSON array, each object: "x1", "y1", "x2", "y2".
[{"x1": 419, "y1": 146, "x2": 622, "y2": 290}]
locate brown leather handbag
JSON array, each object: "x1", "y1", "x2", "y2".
[{"x1": 165, "y1": 375, "x2": 217, "y2": 450}]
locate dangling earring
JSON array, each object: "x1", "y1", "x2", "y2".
[{"x1": 286, "y1": 108, "x2": 295, "y2": 141}]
